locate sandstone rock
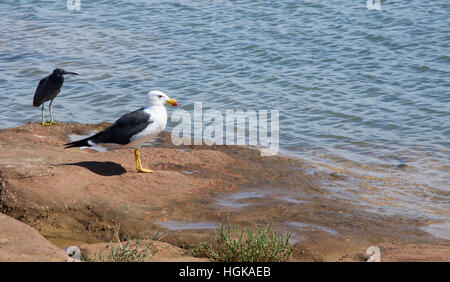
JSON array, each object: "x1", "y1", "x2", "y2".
[
  {"x1": 379, "y1": 243, "x2": 450, "y2": 262},
  {"x1": 0, "y1": 123, "x2": 448, "y2": 262},
  {"x1": 0, "y1": 213, "x2": 68, "y2": 262}
]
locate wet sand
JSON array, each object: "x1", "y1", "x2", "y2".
[{"x1": 0, "y1": 123, "x2": 448, "y2": 261}]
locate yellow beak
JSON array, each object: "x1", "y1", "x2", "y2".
[{"x1": 166, "y1": 98, "x2": 178, "y2": 107}]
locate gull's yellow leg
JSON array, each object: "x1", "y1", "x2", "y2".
[
  {"x1": 134, "y1": 148, "x2": 153, "y2": 173},
  {"x1": 41, "y1": 104, "x2": 50, "y2": 127},
  {"x1": 48, "y1": 100, "x2": 61, "y2": 125}
]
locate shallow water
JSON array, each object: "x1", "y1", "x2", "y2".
[
  {"x1": 155, "y1": 221, "x2": 218, "y2": 231},
  {"x1": 0, "y1": 1, "x2": 448, "y2": 237}
]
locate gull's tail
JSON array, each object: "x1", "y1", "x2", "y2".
[{"x1": 64, "y1": 136, "x2": 93, "y2": 148}]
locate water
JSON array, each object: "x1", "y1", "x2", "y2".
[
  {"x1": 0, "y1": 1, "x2": 448, "y2": 236},
  {"x1": 155, "y1": 220, "x2": 218, "y2": 231}
]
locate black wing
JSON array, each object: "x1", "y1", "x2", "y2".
[
  {"x1": 65, "y1": 108, "x2": 152, "y2": 148},
  {"x1": 33, "y1": 77, "x2": 49, "y2": 106},
  {"x1": 33, "y1": 74, "x2": 64, "y2": 106}
]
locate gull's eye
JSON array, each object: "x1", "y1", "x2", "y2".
[{"x1": 158, "y1": 95, "x2": 163, "y2": 98}]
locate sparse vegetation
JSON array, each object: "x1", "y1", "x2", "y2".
[
  {"x1": 87, "y1": 223, "x2": 159, "y2": 262},
  {"x1": 89, "y1": 236, "x2": 158, "y2": 262},
  {"x1": 185, "y1": 219, "x2": 292, "y2": 262}
]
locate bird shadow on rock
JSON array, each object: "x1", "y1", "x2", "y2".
[{"x1": 62, "y1": 161, "x2": 127, "y2": 176}]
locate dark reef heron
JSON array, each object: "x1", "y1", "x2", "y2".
[{"x1": 33, "y1": 68, "x2": 78, "y2": 126}]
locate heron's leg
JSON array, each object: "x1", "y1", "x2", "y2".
[
  {"x1": 40, "y1": 104, "x2": 50, "y2": 127},
  {"x1": 134, "y1": 148, "x2": 153, "y2": 173},
  {"x1": 48, "y1": 99, "x2": 61, "y2": 125}
]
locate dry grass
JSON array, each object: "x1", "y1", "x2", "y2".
[{"x1": 87, "y1": 223, "x2": 159, "y2": 262}]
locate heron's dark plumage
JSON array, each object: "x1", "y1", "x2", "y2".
[
  {"x1": 64, "y1": 108, "x2": 153, "y2": 148},
  {"x1": 33, "y1": 75, "x2": 63, "y2": 106},
  {"x1": 33, "y1": 68, "x2": 78, "y2": 107}
]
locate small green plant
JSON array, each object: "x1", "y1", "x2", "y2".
[
  {"x1": 184, "y1": 241, "x2": 215, "y2": 258},
  {"x1": 88, "y1": 223, "x2": 158, "y2": 262},
  {"x1": 91, "y1": 235, "x2": 157, "y2": 262},
  {"x1": 186, "y1": 218, "x2": 292, "y2": 262}
]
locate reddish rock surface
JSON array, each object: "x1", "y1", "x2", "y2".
[
  {"x1": 378, "y1": 243, "x2": 450, "y2": 262},
  {"x1": 0, "y1": 122, "x2": 448, "y2": 262},
  {"x1": 0, "y1": 213, "x2": 68, "y2": 262}
]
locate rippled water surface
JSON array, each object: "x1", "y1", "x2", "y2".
[{"x1": 0, "y1": 1, "x2": 449, "y2": 234}]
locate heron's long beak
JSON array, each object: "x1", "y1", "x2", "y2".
[
  {"x1": 166, "y1": 98, "x2": 178, "y2": 107},
  {"x1": 63, "y1": 71, "x2": 79, "y2": 75}
]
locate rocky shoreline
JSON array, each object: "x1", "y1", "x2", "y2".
[{"x1": 0, "y1": 123, "x2": 448, "y2": 261}]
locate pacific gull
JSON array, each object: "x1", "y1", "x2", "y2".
[{"x1": 65, "y1": 90, "x2": 178, "y2": 173}]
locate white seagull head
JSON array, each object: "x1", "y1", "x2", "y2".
[{"x1": 145, "y1": 90, "x2": 178, "y2": 108}]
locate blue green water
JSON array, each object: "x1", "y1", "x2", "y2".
[{"x1": 0, "y1": 1, "x2": 448, "y2": 235}]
